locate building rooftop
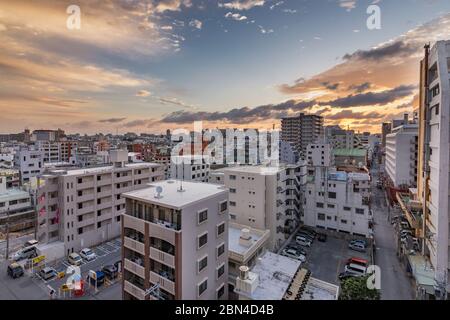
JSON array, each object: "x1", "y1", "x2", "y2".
[
  {"x1": 242, "y1": 251, "x2": 301, "y2": 300},
  {"x1": 0, "y1": 189, "x2": 30, "y2": 202},
  {"x1": 332, "y1": 148, "x2": 367, "y2": 157},
  {"x1": 222, "y1": 165, "x2": 282, "y2": 175},
  {"x1": 228, "y1": 223, "x2": 270, "y2": 262},
  {"x1": 123, "y1": 180, "x2": 228, "y2": 209},
  {"x1": 47, "y1": 162, "x2": 160, "y2": 176}
]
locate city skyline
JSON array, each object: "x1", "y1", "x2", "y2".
[{"x1": 1, "y1": 0, "x2": 450, "y2": 135}]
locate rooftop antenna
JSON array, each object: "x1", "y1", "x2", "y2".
[{"x1": 178, "y1": 157, "x2": 185, "y2": 192}]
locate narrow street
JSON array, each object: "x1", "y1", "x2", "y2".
[{"x1": 371, "y1": 161, "x2": 415, "y2": 300}]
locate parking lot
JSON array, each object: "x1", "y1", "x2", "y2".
[
  {"x1": 0, "y1": 238, "x2": 123, "y2": 300},
  {"x1": 283, "y1": 229, "x2": 372, "y2": 286}
]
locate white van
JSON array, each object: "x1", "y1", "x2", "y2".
[{"x1": 344, "y1": 263, "x2": 367, "y2": 276}]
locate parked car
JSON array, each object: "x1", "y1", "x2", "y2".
[
  {"x1": 300, "y1": 226, "x2": 317, "y2": 236},
  {"x1": 102, "y1": 265, "x2": 118, "y2": 280},
  {"x1": 288, "y1": 245, "x2": 307, "y2": 256},
  {"x1": 68, "y1": 253, "x2": 83, "y2": 266},
  {"x1": 23, "y1": 239, "x2": 38, "y2": 248},
  {"x1": 282, "y1": 248, "x2": 306, "y2": 262},
  {"x1": 349, "y1": 242, "x2": 366, "y2": 252},
  {"x1": 297, "y1": 232, "x2": 314, "y2": 242},
  {"x1": 80, "y1": 248, "x2": 96, "y2": 261},
  {"x1": 7, "y1": 263, "x2": 24, "y2": 279},
  {"x1": 12, "y1": 246, "x2": 38, "y2": 261},
  {"x1": 350, "y1": 239, "x2": 368, "y2": 247},
  {"x1": 114, "y1": 260, "x2": 122, "y2": 273},
  {"x1": 39, "y1": 267, "x2": 57, "y2": 281},
  {"x1": 317, "y1": 233, "x2": 327, "y2": 242},
  {"x1": 296, "y1": 236, "x2": 312, "y2": 247},
  {"x1": 346, "y1": 257, "x2": 369, "y2": 268}
]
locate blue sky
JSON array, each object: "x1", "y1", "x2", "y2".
[{"x1": 1, "y1": 0, "x2": 450, "y2": 133}]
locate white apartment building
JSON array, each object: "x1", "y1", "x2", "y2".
[
  {"x1": 306, "y1": 143, "x2": 332, "y2": 167},
  {"x1": 170, "y1": 155, "x2": 210, "y2": 183},
  {"x1": 35, "y1": 141, "x2": 77, "y2": 164},
  {"x1": 121, "y1": 180, "x2": 229, "y2": 300},
  {"x1": 14, "y1": 149, "x2": 44, "y2": 184},
  {"x1": 36, "y1": 150, "x2": 164, "y2": 256},
  {"x1": 221, "y1": 164, "x2": 307, "y2": 251},
  {"x1": 279, "y1": 141, "x2": 299, "y2": 165},
  {"x1": 385, "y1": 123, "x2": 418, "y2": 188},
  {"x1": 304, "y1": 168, "x2": 372, "y2": 238},
  {"x1": 0, "y1": 169, "x2": 20, "y2": 189},
  {"x1": 0, "y1": 153, "x2": 14, "y2": 169},
  {"x1": 417, "y1": 41, "x2": 450, "y2": 296},
  {"x1": 325, "y1": 126, "x2": 356, "y2": 149},
  {"x1": 0, "y1": 181, "x2": 35, "y2": 232}
]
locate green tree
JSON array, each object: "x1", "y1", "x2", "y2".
[{"x1": 339, "y1": 275, "x2": 381, "y2": 300}]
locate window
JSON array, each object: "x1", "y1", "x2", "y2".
[
  {"x1": 198, "y1": 279, "x2": 208, "y2": 297},
  {"x1": 217, "y1": 222, "x2": 225, "y2": 237},
  {"x1": 318, "y1": 213, "x2": 326, "y2": 221},
  {"x1": 219, "y1": 201, "x2": 227, "y2": 213},
  {"x1": 355, "y1": 208, "x2": 365, "y2": 215},
  {"x1": 229, "y1": 175, "x2": 236, "y2": 180},
  {"x1": 341, "y1": 219, "x2": 348, "y2": 224},
  {"x1": 316, "y1": 202, "x2": 324, "y2": 208},
  {"x1": 198, "y1": 256, "x2": 208, "y2": 273},
  {"x1": 198, "y1": 209, "x2": 208, "y2": 224},
  {"x1": 217, "y1": 284, "x2": 225, "y2": 299},
  {"x1": 217, "y1": 264, "x2": 225, "y2": 279},
  {"x1": 447, "y1": 57, "x2": 450, "y2": 72},
  {"x1": 78, "y1": 228, "x2": 83, "y2": 235},
  {"x1": 327, "y1": 204, "x2": 335, "y2": 209},
  {"x1": 217, "y1": 243, "x2": 225, "y2": 258},
  {"x1": 344, "y1": 206, "x2": 351, "y2": 211},
  {"x1": 430, "y1": 84, "x2": 440, "y2": 98},
  {"x1": 230, "y1": 201, "x2": 236, "y2": 207},
  {"x1": 78, "y1": 178, "x2": 82, "y2": 184},
  {"x1": 328, "y1": 192, "x2": 336, "y2": 199},
  {"x1": 198, "y1": 232, "x2": 208, "y2": 249},
  {"x1": 230, "y1": 188, "x2": 236, "y2": 194}
]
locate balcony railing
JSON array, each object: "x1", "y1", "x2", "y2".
[
  {"x1": 150, "y1": 271, "x2": 175, "y2": 295},
  {"x1": 124, "y1": 280, "x2": 146, "y2": 300},
  {"x1": 124, "y1": 258, "x2": 146, "y2": 279},
  {"x1": 150, "y1": 247, "x2": 175, "y2": 268},
  {"x1": 124, "y1": 236, "x2": 146, "y2": 255}
]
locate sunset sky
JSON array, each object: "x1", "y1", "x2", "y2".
[{"x1": 1, "y1": 0, "x2": 450, "y2": 134}]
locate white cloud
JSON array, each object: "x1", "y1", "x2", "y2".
[
  {"x1": 136, "y1": 90, "x2": 152, "y2": 97},
  {"x1": 219, "y1": 0, "x2": 265, "y2": 11},
  {"x1": 339, "y1": 0, "x2": 357, "y2": 12},
  {"x1": 225, "y1": 12, "x2": 248, "y2": 21},
  {"x1": 189, "y1": 19, "x2": 203, "y2": 30},
  {"x1": 258, "y1": 25, "x2": 274, "y2": 34}
]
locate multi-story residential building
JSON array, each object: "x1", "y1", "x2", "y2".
[
  {"x1": 332, "y1": 148, "x2": 367, "y2": 168},
  {"x1": 279, "y1": 141, "x2": 300, "y2": 165},
  {"x1": 0, "y1": 153, "x2": 14, "y2": 169},
  {"x1": 410, "y1": 41, "x2": 450, "y2": 298},
  {"x1": 121, "y1": 180, "x2": 229, "y2": 300},
  {"x1": 0, "y1": 169, "x2": 20, "y2": 189},
  {"x1": 381, "y1": 122, "x2": 392, "y2": 150},
  {"x1": 228, "y1": 223, "x2": 270, "y2": 298},
  {"x1": 14, "y1": 149, "x2": 44, "y2": 184},
  {"x1": 281, "y1": 113, "x2": 324, "y2": 158},
  {"x1": 220, "y1": 164, "x2": 307, "y2": 251},
  {"x1": 35, "y1": 141, "x2": 77, "y2": 164},
  {"x1": 170, "y1": 155, "x2": 210, "y2": 183},
  {"x1": 0, "y1": 179, "x2": 35, "y2": 233},
  {"x1": 306, "y1": 143, "x2": 332, "y2": 167},
  {"x1": 385, "y1": 121, "x2": 418, "y2": 188},
  {"x1": 36, "y1": 150, "x2": 164, "y2": 256},
  {"x1": 31, "y1": 129, "x2": 65, "y2": 142},
  {"x1": 325, "y1": 126, "x2": 356, "y2": 149},
  {"x1": 304, "y1": 168, "x2": 372, "y2": 238}
]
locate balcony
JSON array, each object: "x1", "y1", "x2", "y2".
[
  {"x1": 77, "y1": 181, "x2": 94, "y2": 190},
  {"x1": 124, "y1": 236, "x2": 146, "y2": 255},
  {"x1": 396, "y1": 192, "x2": 423, "y2": 236},
  {"x1": 78, "y1": 205, "x2": 95, "y2": 215},
  {"x1": 115, "y1": 175, "x2": 132, "y2": 184},
  {"x1": 150, "y1": 247, "x2": 175, "y2": 268},
  {"x1": 124, "y1": 258, "x2": 146, "y2": 279},
  {"x1": 78, "y1": 217, "x2": 95, "y2": 228},
  {"x1": 97, "y1": 177, "x2": 112, "y2": 186},
  {"x1": 124, "y1": 280, "x2": 146, "y2": 300},
  {"x1": 78, "y1": 193, "x2": 95, "y2": 203},
  {"x1": 150, "y1": 271, "x2": 175, "y2": 295}
]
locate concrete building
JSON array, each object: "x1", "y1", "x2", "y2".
[
  {"x1": 220, "y1": 164, "x2": 307, "y2": 251},
  {"x1": 14, "y1": 149, "x2": 44, "y2": 184},
  {"x1": 0, "y1": 181, "x2": 35, "y2": 233},
  {"x1": 234, "y1": 251, "x2": 339, "y2": 300},
  {"x1": 385, "y1": 122, "x2": 418, "y2": 188},
  {"x1": 121, "y1": 180, "x2": 229, "y2": 300},
  {"x1": 35, "y1": 141, "x2": 77, "y2": 164},
  {"x1": 170, "y1": 155, "x2": 210, "y2": 183},
  {"x1": 304, "y1": 169, "x2": 372, "y2": 238},
  {"x1": 0, "y1": 169, "x2": 20, "y2": 189},
  {"x1": 381, "y1": 122, "x2": 392, "y2": 149},
  {"x1": 281, "y1": 113, "x2": 324, "y2": 158},
  {"x1": 325, "y1": 126, "x2": 356, "y2": 149},
  {"x1": 332, "y1": 148, "x2": 367, "y2": 168},
  {"x1": 36, "y1": 150, "x2": 164, "y2": 256},
  {"x1": 306, "y1": 143, "x2": 332, "y2": 167},
  {"x1": 413, "y1": 41, "x2": 450, "y2": 297},
  {"x1": 228, "y1": 223, "x2": 270, "y2": 298},
  {"x1": 279, "y1": 141, "x2": 300, "y2": 165},
  {"x1": 0, "y1": 153, "x2": 14, "y2": 169}
]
